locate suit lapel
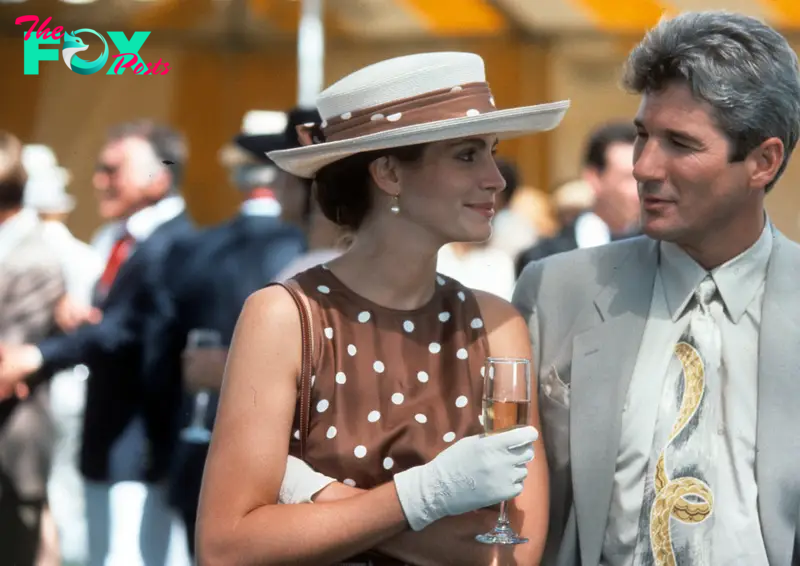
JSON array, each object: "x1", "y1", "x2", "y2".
[
  {"x1": 570, "y1": 238, "x2": 658, "y2": 565},
  {"x1": 757, "y1": 230, "x2": 800, "y2": 565}
]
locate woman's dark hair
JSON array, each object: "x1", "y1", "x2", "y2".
[{"x1": 314, "y1": 144, "x2": 427, "y2": 231}]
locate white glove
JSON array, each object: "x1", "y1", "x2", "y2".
[
  {"x1": 393, "y1": 426, "x2": 538, "y2": 531},
  {"x1": 278, "y1": 455, "x2": 336, "y2": 504}
]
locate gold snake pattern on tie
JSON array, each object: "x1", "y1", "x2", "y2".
[{"x1": 649, "y1": 342, "x2": 714, "y2": 566}]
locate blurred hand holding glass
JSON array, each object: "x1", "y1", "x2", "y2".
[
  {"x1": 181, "y1": 328, "x2": 224, "y2": 444},
  {"x1": 476, "y1": 356, "x2": 532, "y2": 545}
]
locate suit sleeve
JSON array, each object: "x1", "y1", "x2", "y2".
[
  {"x1": 37, "y1": 250, "x2": 149, "y2": 372},
  {"x1": 3, "y1": 263, "x2": 64, "y2": 345},
  {"x1": 264, "y1": 232, "x2": 307, "y2": 282},
  {"x1": 512, "y1": 261, "x2": 543, "y2": 380}
]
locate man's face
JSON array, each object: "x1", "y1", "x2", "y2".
[
  {"x1": 93, "y1": 137, "x2": 169, "y2": 221},
  {"x1": 587, "y1": 141, "x2": 639, "y2": 226},
  {"x1": 632, "y1": 82, "x2": 759, "y2": 245}
]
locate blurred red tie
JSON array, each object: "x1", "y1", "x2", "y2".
[{"x1": 98, "y1": 233, "x2": 134, "y2": 292}]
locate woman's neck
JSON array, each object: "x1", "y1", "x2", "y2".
[{"x1": 327, "y1": 217, "x2": 442, "y2": 311}]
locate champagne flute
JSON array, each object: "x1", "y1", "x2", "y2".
[
  {"x1": 475, "y1": 356, "x2": 532, "y2": 545},
  {"x1": 180, "y1": 328, "x2": 222, "y2": 444}
]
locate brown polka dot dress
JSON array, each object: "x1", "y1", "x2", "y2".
[{"x1": 286, "y1": 264, "x2": 489, "y2": 564}]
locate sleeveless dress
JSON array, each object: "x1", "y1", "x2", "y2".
[{"x1": 286, "y1": 264, "x2": 490, "y2": 565}]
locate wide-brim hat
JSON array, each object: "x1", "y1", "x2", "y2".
[{"x1": 267, "y1": 52, "x2": 570, "y2": 179}]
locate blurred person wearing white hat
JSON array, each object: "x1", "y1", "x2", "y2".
[{"x1": 22, "y1": 144, "x2": 103, "y2": 566}]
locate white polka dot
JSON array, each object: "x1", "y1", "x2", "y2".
[
  {"x1": 341, "y1": 111, "x2": 352, "y2": 120},
  {"x1": 403, "y1": 320, "x2": 415, "y2": 333},
  {"x1": 387, "y1": 112, "x2": 402, "y2": 122},
  {"x1": 317, "y1": 399, "x2": 330, "y2": 412},
  {"x1": 455, "y1": 396, "x2": 469, "y2": 408},
  {"x1": 471, "y1": 317, "x2": 484, "y2": 329},
  {"x1": 450, "y1": 85, "x2": 463, "y2": 93},
  {"x1": 415, "y1": 413, "x2": 428, "y2": 424},
  {"x1": 392, "y1": 392, "x2": 405, "y2": 404},
  {"x1": 371, "y1": 113, "x2": 385, "y2": 121},
  {"x1": 358, "y1": 311, "x2": 371, "y2": 323},
  {"x1": 311, "y1": 375, "x2": 316, "y2": 387},
  {"x1": 326, "y1": 426, "x2": 337, "y2": 439},
  {"x1": 373, "y1": 361, "x2": 385, "y2": 373},
  {"x1": 456, "y1": 348, "x2": 468, "y2": 360},
  {"x1": 343, "y1": 478, "x2": 356, "y2": 487},
  {"x1": 321, "y1": 120, "x2": 328, "y2": 128},
  {"x1": 457, "y1": 291, "x2": 466, "y2": 302},
  {"x1": 489, "y1": 96, "x2": 496, "y2": 107},
  {"x1": 466, "y1": 109, "x2": 481, "y2": 117},
  {"x1": 348, "y1": 344, "x2": 357, "y2": 356},
  {"x1": 417, "y1": 371, "x2": 429, "y2": 383},
  {"x1": 293, "y1": 429, "x2": 300, "y2": 440},
  {"x1": 480, "y1": 366, "x2": 486, "y2": 377},
  {"x1": 383, "y1": 457, "x2": 395, "y2": 470},
  {"x1": 324, "y1": 327, "x2": 334, "y2": 339},
  {"x1": 317, "y1": 285, "x2": 330, "y2": 294},
  {"x1": 443, "y1": 432, "x2": 456, "y2": 443},
  {"x1": 429, "y1": 342, "x2": 441, "y2": 354},
  {"x1": 354, "y1": 445, "x2": 367, "y2": 458},
  {"x1": 368, "y1": 410, "x2": 381, "y2": 422},
  {"x1": 478, "y1": 414, "x2": 484, "y2": 426},
  {"x1": 437, "y1": 275, "x2": 446, "y2": 285},
  {"x1": 335, "y1": 371, "x2": 347, "y2": 384},
  {"x1": 438, "y1": 311, "x2": 451, "y2": 323}
]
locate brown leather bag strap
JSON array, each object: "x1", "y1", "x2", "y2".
[{"x1": 275, "y1": 280, "x2": 314, "y2": 460}]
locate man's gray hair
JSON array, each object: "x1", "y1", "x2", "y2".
[{"x1": 623, "y1": 10, "x2": 800, "y2": 191}]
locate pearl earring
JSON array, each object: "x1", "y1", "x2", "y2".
[{"x1": 390, "y1": 194, "x2": 400, "y2": 214}]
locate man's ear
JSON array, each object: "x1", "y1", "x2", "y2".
[{"x1": 746, "y1": 137, "x2": 784, "y2": 191}]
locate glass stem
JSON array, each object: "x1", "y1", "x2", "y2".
[
  {"x1": 496, "y1": 500, "x2": 511, "y2": 529},
  {"x1": 191, "y1": 390, "x2": 209, "y2": 427}
]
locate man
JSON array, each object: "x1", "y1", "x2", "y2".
[
  {"x1": 0, "y1": 131, "x2": 64, "y2": 566},
  {"x1": 22, "y1": 143, "x2": 103, "y2": 566},
  {"x1": 513, "y1": 10, "x2": 800, "y2": 566},
  {"x1": 151, "y1": 108, "x2": 311, "y2": 554},
  {"x1": 0, "y1": 121, "x2": 194, "y2": 566},
  {"x1": 515, "y1": 122, "x2": 639, "y2": 274}
]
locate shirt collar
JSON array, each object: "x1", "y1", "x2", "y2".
[
  {"x1": 239, "y1": 196, "x2": 281, "y2": 217},
  {"x1": 659, "y1": 217, "x2": 774, "y2": 323},
  {"x1": 125, "y1": 194, "x2": 185, "y2": 241}
]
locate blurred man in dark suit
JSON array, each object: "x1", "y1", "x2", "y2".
[
  {"x1": 0, "y1": 121, "x2": 194, "y2": 566},
  {"x1": 0, "y1": 131, "x2": 64, "y2": 566},
  {"x1": 148, "y1": 108, "x2": 314, "y2": 554},
  {"x1": 515, "y1": 122, "x2": 640, "y2": 277}
]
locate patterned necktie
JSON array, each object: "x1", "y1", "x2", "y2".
[{"x1": 636, "y1": 275, "x2": 723, "y2": 566}]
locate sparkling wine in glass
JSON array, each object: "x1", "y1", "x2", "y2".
[
  {"x1": 476, "y1": 356, "x2": 532, "y2": 546},
  {"x1": 180, "y1": 328, "x2": 222, "y2": 444}
]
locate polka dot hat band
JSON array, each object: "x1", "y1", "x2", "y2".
[{"x1": 267, "y1": 52, "x2": 571, "y2": 178}]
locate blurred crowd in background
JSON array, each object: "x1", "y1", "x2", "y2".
[{"x1": 0, "y1": 103, "x2": 641, "y2": 565}]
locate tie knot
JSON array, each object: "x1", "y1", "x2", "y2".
[{"x1": 694, "y1": 276, "x2": 718, "y2": 307}]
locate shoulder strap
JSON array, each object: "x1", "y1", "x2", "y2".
[{"x1": 274, "y1": 279, "x2": 314, "y2": 460}]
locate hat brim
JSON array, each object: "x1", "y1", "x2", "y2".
[
  {"x1": 267, "y1": 100, "x2": 570, "y2": 178},
  {"x1": 219, "y1": 133, "x2": 290, "y2": 167}
]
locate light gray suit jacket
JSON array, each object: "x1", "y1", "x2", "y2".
[
  {"x1": 0, "y1": 222, "x2": 64, "y2": 501},
  {"x1": 512, "y1": 228, "x2": 800, "y2": 566}
]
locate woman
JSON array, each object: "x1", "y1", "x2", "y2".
[{"x1": 197, "y1": 52, "x2": 569, "y2": 565}]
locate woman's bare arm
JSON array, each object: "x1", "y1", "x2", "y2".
[
  {"x1": 312, "y1": 290, "x2": 549, "y2": 566},
  {"x1": 196, "y1": 286, "x2": 409, "y2": 566}
]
